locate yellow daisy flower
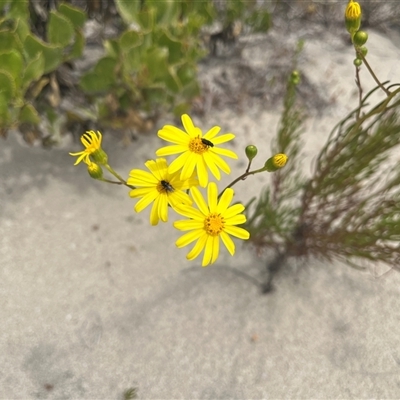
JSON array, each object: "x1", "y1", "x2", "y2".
[
  {"x1": 173, "y1": 182, "x2": 250, "y2": 267},
  {"x1": 128, "y1": 158, "x2": 198, "y2": 226},
  {"x1": 69, "y1": 130, "x2": 107, "y2": 165},
  {"x1": 156, "y1": 114, "x2": 238, "y2": 187}
]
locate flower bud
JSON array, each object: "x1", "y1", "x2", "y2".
[
  {"x1": 87, "y1": 161, "x2": 103, "y2": 180},
  {"x1": 290, "y1": 70, "x2": 300, "y2": 85},
  {"x1": 353, "y1": 58, "x2": 362, "y2": 67},
  {"x1": 345, "y1": 0, "x2": 361, "y2": 35},
  {"x1": 359, "y1": 46, "x2": 368, "y2": 57},
  {"x1": 264, "y1": 153, "x2": 288, "y2": 172},
  {"x1": 245, "y1": 145, "x2": 258, "y2": 161},
  {"x1": 92, "y1": 148, "x2": 108, "y2": 165},
  {"x1": 353, "y1": 30, "x2": 368, "y2": 46}
]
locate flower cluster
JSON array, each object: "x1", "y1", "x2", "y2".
[
  {"x1": 128, "y1": 114, "x2": 248, "y2": 266},
  {"x1": 70, "y1": 115, "x2": 288, "y2": 266}
]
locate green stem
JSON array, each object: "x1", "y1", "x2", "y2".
[
  {"x1": 104, "y1": 164, "x2": 135, "y2": 189},
  {"x1": 218, "y1": 166, "x2": 267, "y2": 199},
  {"x1": 357, "y1": 50, "x2": 391, "y2": 96}
]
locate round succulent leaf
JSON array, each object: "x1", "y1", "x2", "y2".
[
  {"x1": 0, "y1": 50, "x2": 23, "y2": 88},
  {"x1": 19, "y1": 103, "x2": 40, "y2": 125},
  {"x1": 146, "y1": 0, "x2": 180, "y2": 25},
  {"x1": 8, "y1": 0, "x2": 29, "y2": 19},
  {"x1": 0, "y1": 93, "x2": 11, "y2": 126},
  {"x1": 144, "y1": 46, "x2": 169, "y2": 80},
  {"x1": 14, "y1": 18, "x2": 30, "y2": 42},
  {"x1": 67, "y1": 29, "x2": 85, "y2": 59},
  {"x1": 48, "y1": 10, "x2": 75, "y2": 47},
  {"x1": 80, "y1": 57, "x2": 118, "y2": 93},
  {"x1": 119, "y1": 30, "x2": 143, "y2": 50},
  {"x1": 0, "y1": 69, "x2": 16, "y2": 101},
  {"x1": 58, "y1": 3, "x2": 87, "y2": 29},
  {"x1": 24, "y1": 34, "x2": 63, "y2": 74},
  {"x1": 0, "y1": 31, "x2": 22, "y2": 52},
  {"x1": 21, "y1": 52, "x2": 45, "y2": 92},
  {"x1": 114, "y1": 0, "x2": 141, "y2": 25}
]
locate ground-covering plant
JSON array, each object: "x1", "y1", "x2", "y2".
[
  {"x1": 70, "y1": 0, "x2": 400, "y2": 292},
  {"x1": 0, "y1": 0, "x2": 86, "y2": 142}
]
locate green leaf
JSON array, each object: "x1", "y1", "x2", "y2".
[
  {"x1": 114, "y1": 0, "x2": 141, "y2": 25},
  {"x1": 146, "y1": 0, "x2": 180, "y2": 25},
  {"x1": 0, "y1": 30, "x2": 22, "y2": 52},
  {"x1": 144, "y1": 46, "x2": 169, "y2": 81},
  {"x1": 157, "y1": 30, "x2": 183, "y2": 64},
  {"x1": 19, "y1": 103, "x2": 40, "y2": 124},
  {"x1": 0, "y1": 50, "x2": 23, "y2": 88},
  {"x1": 0, "y1": 93, "x2": 11, "y2": 126},
  {"x1": 68, "y1": 29, "x2": 85, "y2": 59},
  {"x1": 119, "y1": 30, "x2": 143, "y2": 50},
  {"x1": 8, "y1": 0, "x2": 29, "y2": 19},
  {"x1": 0, "y1": 69, "x2": 15, "y2": 101},
  {"x1": 24, "y1": 34, "x2": 63, "y2": 73},
  {"x1": 80, "y1": 57, "x2": 118, "y2": 93},
  {"x1": 21, "y1": 52, "x2": 45, "y2": 92},
  {"x1": 48, "y1": 10, "x2": 74, "y2": 47},
  {"x1": 58, "y1": 3, "x2": 87, "y2": 29},
  {"x1": 14, "y1": 18, "x2": 30, "y2": 42}
]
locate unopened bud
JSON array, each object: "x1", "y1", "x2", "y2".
[
  {"x1": 245, "y1": 145, "x2": 258, "y2": 161},
  {"x1": 353, "y1": 30, "x2": 368, "y2": 46},
  {"x1": 290, "y1": 70, "x2": 300, "y2": 85},
  {"x1": 345, "y1": 0, "x2": 361, "y2": 35},
  {"x1": 264, "y1": 153, "x2": 288, "y2": 172},
  {"x1": 87, "y1": 161, "x2": 103, "y2": 180},
  {"x1": 353, "y1": 58, "x2": 362, "y2": 67}
]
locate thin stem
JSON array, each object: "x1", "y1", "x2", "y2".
[
  {"x1": 218, "y1": 166, "x2": 267, "y2": 199},
  {"x1": 355, "y1": 65, "x2": 363, "y2": 120},
  {"x1": 104, "y1": 164, "x2": 134, "y2": 189},
  {"x1": 357, "y1": 50, "x2": 391, "y2": 96}
]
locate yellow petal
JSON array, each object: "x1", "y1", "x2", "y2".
[
  {"x1": 217, "y1": 188, "x2": 234, "y2": 214},
  {"x1": 220, "y1": 231, "x2": 235, "y2": 256},
  {"x1": 128, "y1": 169, "x2": 158, "y2": 186},
  {"x1": 210, "y1": 235, "x2": 220, "y2": 265},
  {"x1": 158, "y1": 193, "x2": 168, "y2": 223},
  {"x1": 211, "y1": 133, "x2": 235, "y2": 145},
  {"x1": 223, "y1": 225, "x2": 250, "y2": 240},
  {"x1": 174, "y1": 220, "x2": 204, "y2": 231},
  {"x1": 176, "y1": 229, "x2": 204, "y2": 248},
  {"x1": 224, "y1": 214, "x2": 246, "y2": 226},
  {"x1": 223, "y1": 203, "x2": 245, "y2": 219},
  {"x1": 202, "y1": 235, "x2": 214, "y2": 267},
  {"x1": 169, "y1": 190, "x2": 192, "y2": 207},
  {"x1": 207, "y1": 151, "x2": 231, "y2": 174},
  {"x1": 156, "y1": 144, "x2": 187, "y2": 157},
  {"x1": 196, "y1": 155, "x2": 209, "y2": 187},
  {"x1": 158, "y1": 125, "x2": 189, "y2": 145},
  {"x1": 203, "y1": 152, "x2": 221, "y2": 181},
  {"x1": 187, "y1": 233, "x2": 208, "y2": 260},
  {"x1": 180, "y1": 152, "x2": 197, "y2": 181},
  {"x1": 181, "y1": 114, "x2": 199, "y2": 137},
  {"x1": 145, "y1": 158, "x2": 167, "y2": 181},
  {"x1": 212, "y1": 147, "x2": 238, "y2": 159},
  {"x1": 168, "y1": 151, "x2": 191, "y2": 174},
  {"x1": 134, "y1": 190, "x2": 159, "y2": 213},
  {"x1": 207, "y1": 182, "x2": 218, "y2": 213},
  {"x1": 203, "y1": 125, "x2": 221, "y2": 140},
  {"x1": 190, "y1": 186, "x2": 209, "y2": 216},
  {"x1": 150, "y1": 196, "x2": 161, "y2": 225},
  {"x1": 174, "y1": 204, "x2": 204, "y2": 220},
  {"x1": 129, "y1": 187, "x2": 154, "y2": 198}
]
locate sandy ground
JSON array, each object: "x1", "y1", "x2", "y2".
[{"x1": 1, "y1": 26, "x2": 400, "y2": 399}]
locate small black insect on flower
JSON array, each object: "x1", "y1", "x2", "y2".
[
  {"x1": 201, "y1": 138, "x2": 214, "y2": 148},
  {"x1": 160, "y1": 180, "x2": 174, "y2": 192}
]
